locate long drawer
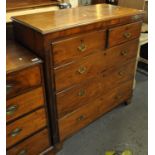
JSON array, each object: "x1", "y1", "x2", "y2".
[
  {"x1": 108, "y1": 22, "x2": 142, "y2": 47},
  {"x1": 6, "y1": 87, "x2": 45, "y2": 123},
  {"x1": 54, "y1": 39, "x2": 138, "y2": 91},
  {"x1": 56, "y1": 60, "x2": 136, "y2": 118},
  {"x1": 58, "y1": 80, "x2": 133, "y2": 141},
  {"x1": 52, "y1": 30, "x2": 106, "y2": 66},
  {"x1": 7, "y1": 65, "x2": 42, "y2": 99},
  {"x1": 7, "y1": 128, "x2": 50, "y2": 155},
  {"x1": 6, "y1": 108, "x2": 47, "y2": 149},
  {"x1": 56, "y1": 78, "x2": 102, "y2": 118}
]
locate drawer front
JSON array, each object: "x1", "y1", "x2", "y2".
[
  {"x1": 59, "y1": 80, "x2": 133, "y2": 141},
  {"x1": 7, "y1": 65, "x2": 42, "y2": 98},
  {"x1": 7, "y1": 87, "x2": 45, "y2": 123},
  {"x1": 52, "y1": 31, "x2": 106, "y2": 66},
  {"x1": 56, "y1": 60, "x2": 136, "y2": 118},
  {"x1": 7, "y1": 128, "x2": 50, "y2": 155},
  {"x1": 56, "y1": 78, "x2": 102, "y2": 118},
  {"x1": 6, "y1": 108, "x2": 47, "y2": 148},
  {"x1": 54, "y1": 39, "x2": 138, "y2": 91},
  {"x1": 108, "y1": 22, "x2": 142, "y2": 47}
]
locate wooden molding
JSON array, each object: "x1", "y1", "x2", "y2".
[{"x1": 6, "y1": 0, "x2": 60, "y2": 11}]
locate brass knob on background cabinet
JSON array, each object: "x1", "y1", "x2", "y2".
[
  {"x1": 6, "y1": 84, "x2": 13, "y2": 94},
  {"x1": 18, "y1": 149, "x2": 27, "y2": 155},
  {"x1": 6, "y1": 105, "x2": 18, "y2": 115},
  {"x1": 123, "y1": 32, "x2": 131, "y2": 39},
  {"x1": 78, "y1": 40, "x2": 87, "y2": 52},
  {"x1": 77, "y1": 66, "x2": 87, "y2": 74},
  {"x1": 9, "y1": 128, "x2": 22, "y2": 137}
]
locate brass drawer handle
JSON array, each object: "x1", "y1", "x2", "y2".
[
  {"x1": 6, "y1": 105, "x2": 18, "y2": 115},
  {"x1": 77, "y1": 115, "x2": 86, "y2": 122},
  {"x1": 123, "y1": 32, "x2": 131, "y2": 39},
  {"x1": 78, "y1": 66, "x2": 87, "y2": 74},
  {"x1": 6, "y1": 84, "x2": 13, "y2": 94},
  {"x1": 18, "y1": 149, "x2": 27, "y2": 155},
  {"x1": 9, "y1": 128, "x2": 22, "y2": 137},
  {"x1": 118, "y1": 71, "x2": 125, "y2": 76},
  {"x1": 78, "y1": 40, "x2": 87, "y2": 52},
  {"x1": 78, "y1": 89, "x2": 85, "y2": 97},
  {"x1": 121, "y1": 51, "x2": 128, "y2": 56}
]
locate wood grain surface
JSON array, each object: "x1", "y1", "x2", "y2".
[{"x1": 12, "y1": 4, "x2": 144, "y2": 34}]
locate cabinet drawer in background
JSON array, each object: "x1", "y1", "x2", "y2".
[
  {"x1": 6, "y1": 87, "x2": 45, "y2": 123},
  {"x1": 54, "y1": 39, "x2": 138, "y2": 91},
  {"x1": 7, "y1": 128, "x2": 50, "y2": 155},
  {"x1": 52, "y1": 30, "x2": 106, "y2": 66},
  {"x1": 7, "y1": 65, "x2": 42, "y2": 99},
  {"x1": 108, "y1": 22, "x2": 142, "y2": 47},
  {"x1": 6, "y1": 108, "x2": 47, "y2": 149},
  {"x1": 58, "y1": 80, "x2": 133, "y2": 141}
]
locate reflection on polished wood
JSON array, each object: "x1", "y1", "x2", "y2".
[{"x1": 12, "y1": 4, "x2": 144, "y2": 34}]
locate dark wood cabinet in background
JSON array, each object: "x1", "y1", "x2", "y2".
[
  {"x1": 6, "y1": 0, "x2": 59, "y2": 11},
  {"x1": 6, "y1": 40, "x2": 52, "y2": 154}
]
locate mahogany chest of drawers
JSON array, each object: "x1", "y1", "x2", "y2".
[
  {"x1": 6, "y1": 40, "x2": 52, "y2": 155},
  {"x1": 12, "y1": 4, "x2": 144, "y2": 148}
]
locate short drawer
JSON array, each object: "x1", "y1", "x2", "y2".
[
  {"x1": 7, "y1": 65, "x2": 42, "y2": 99},
  {"x1": 52, "y1": 31, "x2": 106, "y2": 66},
  {"x1": 58, "y1": 80, "x2": 133, "y2": 141},
  {"x1": 56, "y1": 60, "x2": 136, "y2": 118},
  {"x1": 7, "y1": 87, "x2": 45, "y2": 123},
  {"x1": 6, "y1": 108, "x2": 47, "y2": 149},
  {"x1": 108, "y1": 22, "x2": 142, "y2": 47},
  {"x1": 7, "y1": 128, "x2": 50, "y2": 155},
  {"x1": 54, "y1": 39, "x2": 138, "y2": 91}
]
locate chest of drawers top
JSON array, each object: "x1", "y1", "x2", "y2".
[
  {"x1": 12, "y1": 4, "x2": 144, "y2": 34},
  {"x1": 7, "y1": 40, "x2": 42, "y2": 74}
]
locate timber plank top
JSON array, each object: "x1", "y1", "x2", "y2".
[
  {"x1": 7, "y1": 40, "x2": 42, "y2": 74},
  {"x1": 12, "y1": 4, "x2": 144, "y2": 34}
]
